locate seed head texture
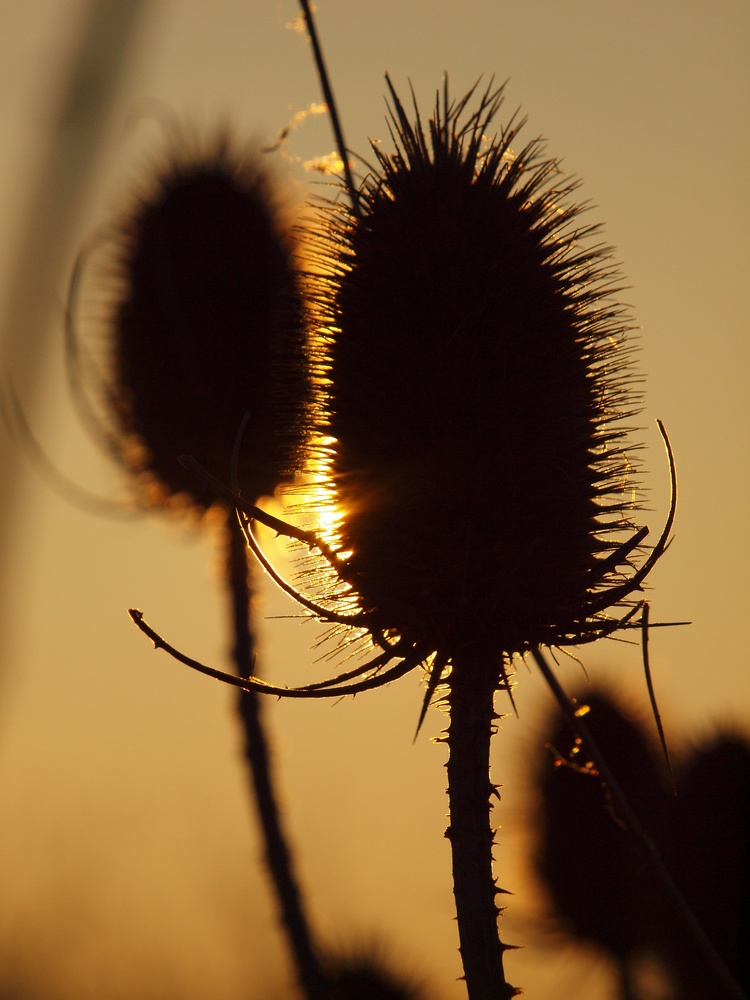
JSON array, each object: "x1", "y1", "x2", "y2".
[{"x1": 307, "y1": 80, "x2": 643, "y2": 662}]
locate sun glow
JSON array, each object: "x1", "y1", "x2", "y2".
[{"x1": 300, "y1": 432, "x2": 348, "y2": 553}]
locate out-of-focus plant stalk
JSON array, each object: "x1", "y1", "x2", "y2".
[
  {"x1": 225, "y1": 520, "x2": 328, "y2": 999},
  {"x1": 71, "y1": 136, "x2": 329, "y2": 998}
]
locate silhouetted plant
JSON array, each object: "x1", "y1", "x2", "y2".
[
  {"x1": 132, "y1": 53, "x2": 681, "y2": 998},
  {"x1": 533, "y1": 690, "x2": 673, "y2": 998},
  {"x1": 118, "y1": 4, "x2": 750, "y2": 999},
  {"x1": 661, "y1": 733, "x2": 750, "y2": 998},
  {"x1": 320, "y1": 942, "x2": 428, "y2": 1000},
  {"x1": 73, "y1": 125, "x2": 434, "y2": 1000},
  {"x1": 69, "y1": 131, "x2": 331, "y2": 999},
  {"x1": 88, "y1": 133, "x2": 307, "y2": 509},
  {"x1": 532, "y1": 688, "x2": 750, "y2": 999},
  {"x1": 300, "y1": 74, "x2": 662, "y2": 1000}
]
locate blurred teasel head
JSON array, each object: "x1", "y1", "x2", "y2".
[
  {"x1": 79, "y1": 130, "x2": 309, "y2": 512},
  {"x1": 532, "y1": 690, "x2": 671, "y2": 963},
  {"x1": 304, "y1": 78, "x2": 654, "y2": 667}
]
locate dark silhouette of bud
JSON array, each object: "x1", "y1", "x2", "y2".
[
  {"x1": 107, "y1": 133, "x2": 307, "y2": 509},
  {"x1": 661, "y1": 734, "x2": 750, "y2": 999},
  {"x1": 93, "y1": 133, "x2": 327, "y2": 1000},
  {"x1": 128, "y1": 76, "x2": 673, "y2": 1000},
  {"x1": 532, "y1": 690, "x2": 750, "y2": 999},
  {"x1": 321, "y1": 943, "x2": 427, "y2": 1000},
  {"x1": 533, "y1": 691, "x2": 671, "y2": 976}
]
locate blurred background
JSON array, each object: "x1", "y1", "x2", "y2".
[{"x1": 1, "y1": 1, "x2": 748, "y2": 997}]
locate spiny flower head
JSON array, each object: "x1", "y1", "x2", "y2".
[
  {"x1": 105, "y1": 132, "x2": 308, "y2": 510},
  {"x1": 306, "y1": 78, "x2": 645, "y2": 664}
]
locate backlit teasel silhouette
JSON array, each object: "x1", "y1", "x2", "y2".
[{"x1": 130, "y1": 5, "x2": 684, "y2": 998}]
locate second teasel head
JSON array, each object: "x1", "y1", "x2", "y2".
[
  {"x1": 93, "y1": 131, "x2": 309, "y2": 512},
  {"x1": 306, "y1": 79, "x2": 648, "y2": 663}
]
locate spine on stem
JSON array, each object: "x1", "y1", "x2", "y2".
[{"x1": 446, "y1": 653, "x2": 518, "y2": 1000}]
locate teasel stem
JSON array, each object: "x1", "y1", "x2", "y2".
[
  {"x1": 225, "y1": 518, "x2": 328, "y2": 1000},
  {"x1": 298, "y1": 0, "x2": 360, "y2": 217},
  {"x1": 531, "y1": 645, "x2": 746, "y2": 1000},
  {"x1": 446, "y1": 652, "x2": 519, "y2": 1000}
]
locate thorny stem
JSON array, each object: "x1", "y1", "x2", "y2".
[
  {"x1": 446, "y1": 651, "x2": 519, "y2": 1000},
  {"x1": 531, "y1": 645, "x2": 746, "y2": 1000},
  {"x1": 225, "y1": 520, "x2": 328, "y2": 1000}
]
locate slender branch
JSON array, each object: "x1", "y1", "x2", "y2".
[
  {"x1": 446, "y1": 652, "x2": 519, "y2": 1000},
  {"x1": 298, "y1": 0, "x2": 360, "y2": 216},
  {"x1": 640, "y1": 603, "x2": 675, "y2": 791}
]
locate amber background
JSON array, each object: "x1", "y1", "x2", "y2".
[{"x1": 1, "y1": 2, "x2": 748, "y2": 997}]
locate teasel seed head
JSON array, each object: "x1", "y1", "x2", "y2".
[
  {"x1": 532, "y1": 694, "x2": 750, "y2": 995},
  {"x1": 533, "y1": 690, "x2": 670, "y2": 960},
  {"x1": 105, "y1": 131, "x2": 308, "y2": 511},
  {"x1": 306, "y1": 78, "x2": 645, "y2": 662}
]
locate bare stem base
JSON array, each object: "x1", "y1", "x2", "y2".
[{"x1": 446, "y1": 652, "x2": 519, "y2": 1000}]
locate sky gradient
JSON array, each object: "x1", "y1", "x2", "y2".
[{"x1": 1, "y1": 2, "x2": 748, "y2": 998}]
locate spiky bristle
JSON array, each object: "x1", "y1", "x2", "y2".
[{"x1": 306, "y1": 79, "x2": 644, "y2": 660}]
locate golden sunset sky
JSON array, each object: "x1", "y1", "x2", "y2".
[{"x1": 1, "y1": 2, "x2": 748, "y2": 998}]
